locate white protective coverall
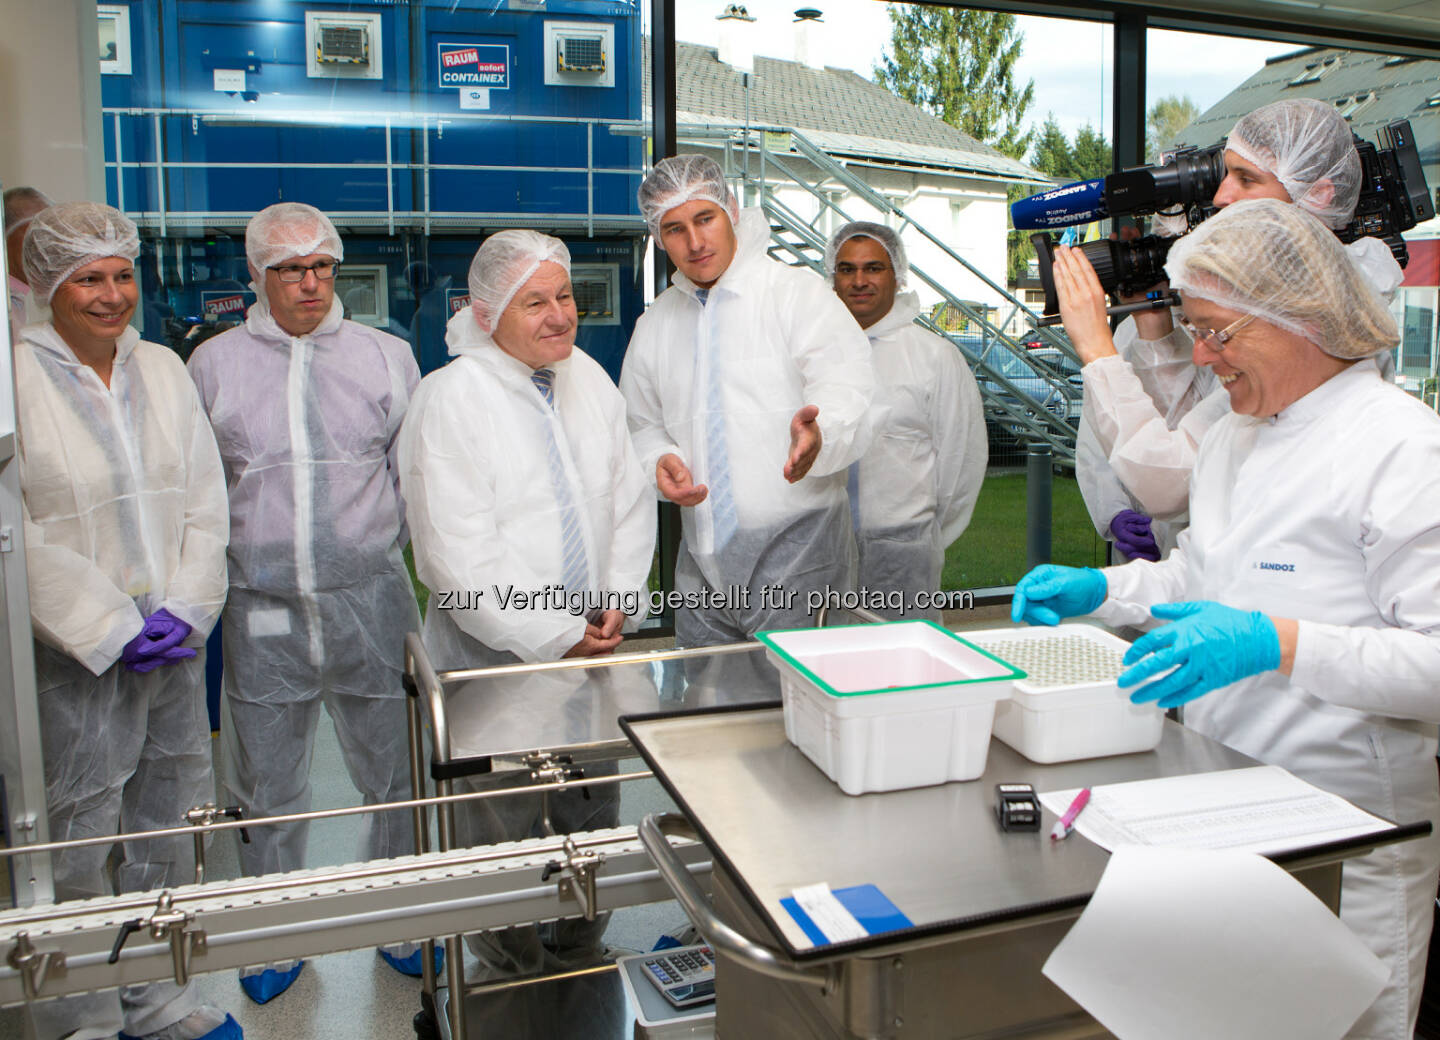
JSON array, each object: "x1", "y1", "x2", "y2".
[
  {"x1": 851, "y1": 290, "x2": 986, "y2": 620},
  {"x1": 1076, "y1": 314, "x2": 1217, "y2": 557},
  {"x1": 19, "y1": 322, "x2": 229, "y2": 1039},
  {"x1": 1092, "y1": 357, "x2": 1440, "y2": 1040},
  {"x1": 1077, "y1": 238, "x2": 1403, "y2": 560},
  {"x1": 8, "y1": 273, "x2": 34, "y2": 346},
  {"x1": 398, "y1": 310, "x2": 655, "y2": 672},
  {"x1": 620, "y1": 208, "x2": 874, "y2": 646},
  {"x1": 398, "y1": 310, "x2": 652, "y2": 975},
  {"x1": 187, "y1": 296, "x2": 420, "y2": 877}
]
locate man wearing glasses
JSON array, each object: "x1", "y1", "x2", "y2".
[{"x1": 188, "y1": 203, "x2": 428, "y2": 1002}]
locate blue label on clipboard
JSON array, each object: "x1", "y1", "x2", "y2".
[{"x1": 780, "y1": 884, "x2": 913, "y2": 946}]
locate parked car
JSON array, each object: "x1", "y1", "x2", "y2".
[{"x1": 973, "y1": 345, "x2": 1083, "y2": 460}]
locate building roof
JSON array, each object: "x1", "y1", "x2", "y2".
[
  {"x1": 1164, "y1": 46, "x2": 1440, "y2": 188},
  {"x1": 643, "y1": 40, "x2": 1044, "y2": 183}
]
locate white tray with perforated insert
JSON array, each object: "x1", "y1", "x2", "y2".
[{"x1": 965, "y1": 625, "x2": 1163, "y2": 764}]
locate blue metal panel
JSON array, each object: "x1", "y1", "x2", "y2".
[
  {"x1": 419, "y1": 2, "x2": 643, "y2": 219},
  {"x1": 115, "y1": 0, "x2": 645, "y2": 375}
]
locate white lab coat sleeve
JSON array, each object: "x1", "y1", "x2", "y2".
[
  {"x1": 1288, "y1": 434, "x2": 1440, "y2": 724},
  {"x1": 1082, "y1": 356, "x2": 1219, "y2": 519},
  {"x1": 402, "y1": 390, "x2": 587, "y2": 664},
  {"x1": 1075, "y1": 413, "x2": 1133, "y2": 540},
  {"x1": 1121, "y1": 321, "x2": 1203, "y2": 417},
  {"x1": 934, "y1": 344, "x2": 987, "y2": 547},
  {"x1": 619, "y1": 312, "x2": 685, "y2": 489},
  {"x1": 22, "y1": 493, "x2": 144, "y2": 676},
  {"x1": 1089, "y1": 531, "x2": 1193, "y2": 631},
  {"x1": 604, "y1": 399, "x2": 658, "y2": 632},
  {"x1": 784, "y1": 276, "x2": 875, "y2": 478},
  {"x1": 157, "y1": 381, "x2": 230, "y2": 643}
]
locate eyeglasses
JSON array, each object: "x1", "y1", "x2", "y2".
[
  {"x1": 1177, "y1": 311, "x2": 1257, "y2": 350},
  {"x1": 269, "y1": 260, "x2": 339, "y2": 283}
]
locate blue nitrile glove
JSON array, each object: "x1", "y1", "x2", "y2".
[
  {"x1": 1010, "y1": 565, "x2": 1108, "y2": 627},
  {"x1": 1118, "y1": 601, "x2": 1281, "y2": 709},
  {"x1": 121, "y1": 608, "x2": 196, "y2": 673},
  {"x1": 1109, "y1": 509, "x2": 1160, "y2": 562}
]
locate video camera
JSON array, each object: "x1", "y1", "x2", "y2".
[{"x1": 1013, "y1": 119, "x2": 1434, "y2": 317}]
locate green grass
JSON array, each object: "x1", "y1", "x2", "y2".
[
  {"x1": 943, "y1": 470, "x2": 1109, "y2": 589},
  {"x1": 403, "y1": 543, "x2": 428, "y2": 619}
]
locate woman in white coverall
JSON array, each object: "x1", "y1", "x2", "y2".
[
  {"x1": 18, "y1": 203, "x2": 237, "y2": 1040},
  {"x1": 825, "y1": 221, "x2": 986, "y2": 620},
  {"x1": 1014, "y1": 198, "x2": 1440, "y2": 1040},
  {"x1": 1075, "y1": 98, "x2": 1402, "y2": 562}
]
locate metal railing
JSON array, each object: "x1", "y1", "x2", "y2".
[
  {"x1": 102, "y1": 106, "x2": 649, "y2": 238},
  {"x1": 680, "y1": 121, "x2": 1080, "y2": 462}
]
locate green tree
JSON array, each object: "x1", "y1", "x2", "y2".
[
  {"x1": 1029, "y1": 115, "x2": 1073, "y2": 180},
  {"x1": 1007, "y1": 119, "x2": 1115, "y2": 284},
  {"x1": 1070, "y1": 124, "x2": 1113, "y2": 180},
  {"x1": 1147, "y1": 94, "x2": 1201, "y2": 160},
  {"x1": 875, "y1": 7, "x2": 1036, "y2": 160}
]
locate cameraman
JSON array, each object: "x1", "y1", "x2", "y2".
[{"x1": 1073, "y1": 98, "x2": 1403, "y2": 563}]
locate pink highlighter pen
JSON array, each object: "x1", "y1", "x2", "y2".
[{"x1": 1051, "y1": 787, "x2": 1092, "y2": 841}]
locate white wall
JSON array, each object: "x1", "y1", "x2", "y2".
[
  {"x1": 0, "y1": 0, "x2": 104, "y2": 203},
  {"x1": 765, "y1": 167, "x2": 1013, "y2": 311}
]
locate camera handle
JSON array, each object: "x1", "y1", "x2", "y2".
[{"x1": 1034, "y1": 290, "x2": 1180, "y2": 328}]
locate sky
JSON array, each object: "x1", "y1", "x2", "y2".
[{"x1": 672, "y1": 1, "x2": 1299, "y2": 147}]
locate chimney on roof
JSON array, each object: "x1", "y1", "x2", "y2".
[
  {"x1": 717, "y1": 4, "x2": 757, "y2": 75},
  {"x1": 793, "y1": 9, "x2": 824, "y2": 71}
]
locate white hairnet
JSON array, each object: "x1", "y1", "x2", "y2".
[
  {"x1": 22, "y1": 201, "x2": 140, "y2": 306},
  {"x1": 637, "y1": 154, "x2": 737, "y2": 243},
  {"x1": 825, "y1": 221, "x2": 908, "y2": 288},
  {"x1": 1166, "y1": 198, "x2": 1396, "y2": 359},
  {"x1": 245, "y1": 202, "x2": 344, "y2": 277},
  {"x1": 4, "y1": 186, "x2": 54, "y2": 237},
  {"x1": 467, "y1": 229, "x2": 571, "y2": 334},
  {"x1": 1226, "y1": 99, "x2": 1361, "y2": 229}
]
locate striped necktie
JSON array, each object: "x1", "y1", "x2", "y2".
[
  {"x1": 694, "y1": 289, "x2": 737, "y2": 548},
  {"x1": 530, "y1": 368, "x2": 590, "y2": 595}
]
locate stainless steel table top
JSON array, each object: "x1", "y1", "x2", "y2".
[
  {"x1": 437, "y1": 643, "x2": 782, "y2": 767},
  {"x1": 622, "y1": 706, "x2": 1420, "y2": 962}
]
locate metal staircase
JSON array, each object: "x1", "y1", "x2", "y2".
[{"x1": 678, "y1": 122, "x2": 1080, "y2": 463}]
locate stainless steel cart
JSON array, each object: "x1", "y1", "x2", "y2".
[
  {"x1": 627, "y1": 704, "x2": 1429, "y2": 1040},
  {"x1": 403, "y1": 634, "x2": 786, "y2": 1040}
]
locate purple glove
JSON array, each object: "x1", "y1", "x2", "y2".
[
  {"x1": 128, "y1": 645, "x2": 198, "y2": 674},
  {"x1": 120, "y1": 608, "x2": 196, "y2": 673},
  {"x1": 1109, "y1": 509, "x2": 1160, "y2": 562}
]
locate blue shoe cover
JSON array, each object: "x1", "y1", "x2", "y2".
[
  {"x1": 120, "y1": 1012, "x2": 244, "y2": 1040},
  {"x1": 378, "y1": 943, "x2": 444, "y2": 978},
  {"x1": 238, "y1": 960, "x2": 304, "y2": 1004},
  {"x1": 190, "y1": 1014, "x2": 243, "y2": 1040}
]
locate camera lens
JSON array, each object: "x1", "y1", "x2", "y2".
[{"x1": 1031, "y1": 233, "x2": 1175, "y2": 315}]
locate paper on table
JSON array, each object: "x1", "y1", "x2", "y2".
[
  {"x1": 1038, "y1": 765, "x2": 1391, "y2": 855},
  {"x1": 1042, "y1": 846, "x2": 1387, "y2": 1040}
]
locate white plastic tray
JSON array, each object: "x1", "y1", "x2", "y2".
[
  {"x1": 965, "y1": 624, "x2": 1162, "y2": 764},
  {"x1": 757, "y1": 621, "x2": 1024, "y2": 794}
]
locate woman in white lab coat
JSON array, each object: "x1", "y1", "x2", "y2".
[
  {"x1": 17, "y1": 203, "x2": 236, "y2": 1040},
  {"x1": 1012, "y1": 198, "x2": 1440, "y2": 1040}
]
